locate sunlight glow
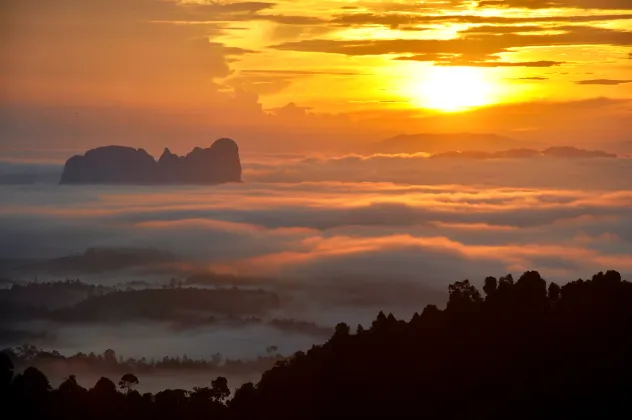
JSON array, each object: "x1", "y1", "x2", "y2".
[{"x1": 411, "y1": 67, "x2": 496, "y2": 112}]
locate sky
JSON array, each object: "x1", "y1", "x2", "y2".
[
  {"x1": 2, "y1": 0, "x2": 632, "y2": 154},
  {"x1": 2, "y1": 0, "x2": 632, "y2": 368}
]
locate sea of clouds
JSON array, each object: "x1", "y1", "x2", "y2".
[
  {"x1": 2, "y1": 153, "x2": 632, "y2": 284},
  {"x1": 2, "y1": 153, "x2": 632, "y2": 366}
]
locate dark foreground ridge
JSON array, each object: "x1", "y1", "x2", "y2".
[
  {"x1": 2, "y1": 270, "x2": 631, "y2": 419},
  {"x1": 60, "y1": 138, "x2": 242, "y2": 185}
]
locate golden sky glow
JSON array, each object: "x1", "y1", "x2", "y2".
[{"x1": 1, "y1": 0, "x2": 632, "y2": 152}]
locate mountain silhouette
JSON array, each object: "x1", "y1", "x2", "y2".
[
  {"x1": 371, "y1": 133, "x2": 523, "y2": 154},
  {"x1": 60, "y1": 138, "x2": 242, "y2": 185}
]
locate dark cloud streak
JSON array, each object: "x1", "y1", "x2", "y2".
[
  {"x1": 271, "y1": 26, "x2": 632, "y2": 62},
  {"x1": 577, "y1": 79, "x2": 632, "y2": 85},
  {"x1": 330, "y1": 12, "x2": 632, "y2": 27},
  {"x1": 478, "y1": 0, "x2": 632, "y2": 10}
]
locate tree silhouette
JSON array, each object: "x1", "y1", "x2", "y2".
[
  {"x1": 231, "y1": 381, "x2": 256, "y2": 406},
  {"x1": 211, "y1": 376, "x2": 230, "y2": 402},
  {"x1": 104, "y1": 349, "x2": 117, "y2": 366},
  {"x1": 334, "y1": 322, "x2": 350, "y2": 337},
  {"x1": 548, "y1": 282, "x2": 561, "y2": 302},
  {"x1": 371, "y1": 310, "x2": 388, "y2": 331},
  {"x1": 58, "y1": 374, "x2": 85, "y2": 396},
  {"x1": 483, "y1": 276, "x2": 497, "y2": 298},
  {"x1": 190, "y1": 386, "x2": 213, "y2": 402},
  {"x1": 119, "y1": 373, "x2": 139, "y2": 394},
  {"x1": 498, "y1": 273, "x2": 514, "y2": 292},
  {"x1": 0, "y1": 353, "x2": 12, "y2": 388},
  {"x1": 447, "y1": 279, "x2": 482, "y2": 311},
  {"x1": 91, "y1": 376, "x2": 117, "y2": 397},
  {"x1": 12, "y1": 366, "x2": 51, "y2": 397},
  {"x1": 516, "y1": 270, "x2": 547, "y2": 302},
  {"x1": 155, "y1": 388, "x2": 188, "y2": 410}
]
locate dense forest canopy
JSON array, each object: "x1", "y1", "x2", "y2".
[{"x1": 2, "y1": 270, "x2": 631, "y2": 419}]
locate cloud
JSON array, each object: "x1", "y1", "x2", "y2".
[
  {"x1": 226, "y1": 69, "x2": 369, "y2": 96},
  {"x1": 0, "y1": 160, "x2": 62, "y2": 184},
  {"x1": 330, "y1": 12, "x2": 632, "y2": 27},
  {"x1": 271, "y1": 26, "x2": 632, "y2": 63},
  {"x1": 3, "y1": 159, "x2": 632, "y2": 288},
  {"x1": 396, "y1": 57, "x2": 565, "y2": 67},
  {"x1": 256, "y1": 14, "x2": 326, "y2": 25},
  {"x1": 201, "y1": 1, "x2": 277, "y2": 14},
  {"x1": 576, "y1": 79, "x2": 632, "y2": 85},
  {"x1": 477, "y1": 0, "x2": 632, "y2": 10},
  {"x1": 239, "y1": 70, "x2": 368, "y2": 76},
  {"x1": 477, "y1": 0, "x2": 562, "y2": 7},
  {"x1": 460, "y1": 25, "x2": 551, "y2": 33}
]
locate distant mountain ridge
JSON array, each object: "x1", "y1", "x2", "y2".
[
  {"x1": 430, "y1": 146, "x2": 616, "y2": 159},
  {"x1": 60, "y1": 138, "x2": 242, "y2": 185},
  {"x1": 370, "y1": 133, "x2": 617, "y2": 158},
  {"x1": 372, "y1": 133, "x2": 521, "y2": 154}
]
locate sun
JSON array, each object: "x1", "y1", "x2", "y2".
[{"x1": 411, "y1": 67, "x2": 496, "y2": 112}]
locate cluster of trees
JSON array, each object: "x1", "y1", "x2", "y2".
[
  {"x1": 2, "y1": 270, "x2": 631, "y2": 419},
  {"x1": 0, "y1": 279, "x2": 113, "y2": 306},
  {"x1": 3, "y1": 346, "x2": 284, "y2": 377},
  {"x1": 4, "y1": 279, "x2": 110, "y2": 294},
  {"x1": 0, "y1": 359, "x2": 232, "y2": 420}
]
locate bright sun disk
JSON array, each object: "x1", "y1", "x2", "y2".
[{"x1": 412, "y1": 66, "x2": 495, "y2": 112}]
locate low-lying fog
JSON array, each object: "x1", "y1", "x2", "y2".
[{"x1": 5, "y1": 321, "x2": 321, "y2": 360}]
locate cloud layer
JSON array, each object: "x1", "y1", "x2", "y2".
[{"x1": 2, "y1": 155, "x2": 632, "y2": 291}]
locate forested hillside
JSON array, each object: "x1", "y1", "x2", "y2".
[{"x1": 2, "y1": 270, "x2": 631, "y2": 419}]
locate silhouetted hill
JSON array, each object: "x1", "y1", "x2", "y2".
[
  {"x1": 0, "y1": 279, "x2": 111, "y2": 313},
  {"x1": 231, "y1": 270, "x2": 632, "y2": 420},
  {"x1": 542, "y1": 146, "x2": 616, "y2": 158},
  {"x1": 372, "y1": 133, "x2": 522, "y2": 154},
  {"x1": 60, "y1": 138, "x2": 242, "y2": 185},
  {"x1": 34, "y1": 248, "x2": 177, "y2": 275},
  {"x1": 0, "y1": 283, "x2": 280, "y2": 323},
  {"x1": 49, "y1": 288, "x2": 281, "y2": 322}
]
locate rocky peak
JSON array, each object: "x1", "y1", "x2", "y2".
[{"x1": 60, "y1": 139, "x2": 242, "y2": 185}]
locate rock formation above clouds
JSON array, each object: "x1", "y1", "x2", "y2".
[{"x1": 60, "y1": 138, "x2": 242, "y2": 185}]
